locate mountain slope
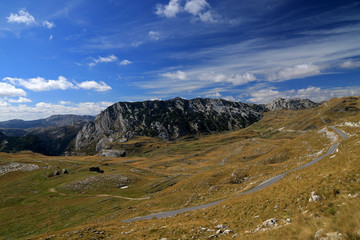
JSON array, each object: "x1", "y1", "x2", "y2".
[
  {"x1": 75, "y1": 98, "x2": 268, "y2": 153},
  {"x1": 266, "y1": 98, "x2": 319, "y2": 111}
]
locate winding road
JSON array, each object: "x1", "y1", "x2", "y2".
[{"x1": 123, "y1": 126, "x2": 348, "y2": 222}]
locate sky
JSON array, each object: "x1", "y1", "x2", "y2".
[{"x1": 0, "y1": 0, "x2": 360, "y2": 120}]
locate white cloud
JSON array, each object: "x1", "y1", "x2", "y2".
[
  {"x1": 4, "y1": 76, "x2": 111, "y2": 92},
  {"x1": 77, "y1": 80, "x2": 112, "y2": 92},
  {"x1": 6, "y1": 9, "x2": 36, "y2": 25},
  {"x1": 0, "y1": 82, "x2": 26, "y2": 97},
  {"x1": 59, "y1": 100, "x2": 70, "y2": 105},
  {"x1": 43, "y1": 20, "x2": 55, "y2": 29},
  {"x1": 0, "y1": 101, "x2": 113, "y2": 121},
  {"x1": 119, "y1": 59, "x2": 132, "y2": 65},
  {"x1": 49, "y1": 34, "x2": 53, "y2": 40},
  {"x1": 198, "y1": 10, "x2": 219, "y2": 23},
  {"x1": 200, "y1": 72, "x2": 256, "y2": 85},
  {"x1": 8, "y1": 97, "x2": 32, "y2": 103},
  {"x1": 248, "y1": 89, "x2": 283, "y2": 103},
  {"x1": 205, "y1": 92, "x2": 222, "y2": 98},
  {"x1": 149, "y1": 31, "x2": 160, "y2": 41},
  {"x1": 340, "y1": 60, "x2": 360, "y2": 69},
  {"x1": 155, "y1": 0, "x2": 182, "y2": 18},
  {"x1": 4, "y1": 76, "x2": 76, "y2": 91},
  {"x1": 247, "y1": 86, "x2": 360, "y2": 104},
  {"x1": 89, "y1": 54, "x2": 118, "y2": 67},
  {"x1": 162, "y1": 70, "x2": 188, "y2": 80},
  {"x1": 268, "y1": 63, "x2": 322, "y2": 81},
  {"x1": 155, "y1": 0, "x2": 219, "y2": 23},
  {"x1": 184, "y1": 0, "x2": 209, "y2": 15}
]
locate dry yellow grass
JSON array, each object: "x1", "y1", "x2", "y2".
[{"x1": 1, "y1": 96, "x2": 359, "y2": 240}]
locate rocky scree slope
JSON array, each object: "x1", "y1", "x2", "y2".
[
  {"x1": 265, "y1": 98, "x2": 319, "y2": 111},
  {"x1": 75, "y1": 97, "x2": 317, "y2": 153}
]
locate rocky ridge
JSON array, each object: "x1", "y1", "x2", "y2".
[
  {"x1": 266, "y1": 98, "x2": 319, "y2": 111},
  {"x1": 75, "y1": 97, "x2": 319, "y2": 153}
]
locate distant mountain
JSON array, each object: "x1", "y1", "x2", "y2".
[
  {"x1": 265, "y1": 98, "x2": 319, "y2": 111},
  {"x1": 0, "y1": 122, "x2": 87, "y2": 156},
  {"x1": 0, "y1": 114, "x2": 95, "y2": 130},
  {"x1": 75, "y1": 97, "x2": 269, "y2": 153},
  {"x1": 0, "y1": 115, "x2": 95, "y2": 155}
]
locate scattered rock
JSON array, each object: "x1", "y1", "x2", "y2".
[
  {"x1": 223, "y1": 229, "x2": 232, "y2": 235},
  {"x1": 99, "y1": 149, "x2": 126, "y2": 158},
  {"x1": 348, "y1": 193, "x2": 359, "y2": 199},
  {"x1": 0, "y1": 162, "x2": 39, "y2": 176},
  {"x1": 89, "y1": 167, "x2": 104, "y2": 173},
  {"x1": 215, "y1": 224, "x2": 228, "y2": 230},
  {"x1": 309, "y1": 191, "x2": 321, "y2": 202},
  {"x1": 315, "y1": 229, "x2": 345, "y2": 240}
]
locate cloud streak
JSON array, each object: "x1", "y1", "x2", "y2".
[{"x1": 89, "y1": 54, "x2": 118, "y2": 67}]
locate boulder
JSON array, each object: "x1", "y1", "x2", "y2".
[
  {"x1": 89, "y1": 167, "x2": 104, "y2": 173},
  {"x1": 99, "y1": 149, "x2": 126, "y2": 158},
  {"x1": 309, "y1": 191, "x2": 321, "y2": 202}
]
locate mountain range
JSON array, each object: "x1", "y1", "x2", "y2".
[{"x1": 0, "y1": 98, "x2": 318, "y2": 156}]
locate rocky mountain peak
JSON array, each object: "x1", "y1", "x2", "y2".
[{"x1": 266, "y1": 98, "x2": 319, "y2": 111}]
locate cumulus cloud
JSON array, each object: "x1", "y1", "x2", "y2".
[
  {"x1": 162, "y1": 70, "x2": 188, "y2": 80},
  {"x1": 149, "y1": 31, "x2": 160, "y2": 41},
  {"x1": 89, "y1": 54, "x2": 118, "y2": 67},
  {"x1": 184, "y1": 0, "x2": 209, "y2": 15},
  {"x1": 43, "y1": 20, "x2": 55, "y2": 29},
  {"x1": 4, "y1": 76, "x2": 76, "y2": 91},
  {"x1": 8, "y1": 97, "x2": 32, "y2": 103},
  {"x1": 77, "y1": 80, "x2": 112, "y2": 92},
  {"x1": 155, "y1": 0, "x2": 219, "y2": 23},
  {"x1": 340, "y1": 60, "x2": 360, "y2": 69},
  {"x1": 4, "y1": 76, "x2": 112, "y2": 92},
  {"x1": 268, "y1": 63, "x2": 322, "y2": 81},
  {"x1": 198, "y1": 10, "x2": 219, "y2": 23},
  {"x1": 6, "y1": 9, "x2": 35, "y2": 25},
  {"x1": 0, "y1": 101, "x2": 113, "y2": 121},
  {"x1": 155, "y1": 0, "x2": 182, "y2": 18},
  {"x1": 0, "y1": 82, "x2": 26, "y2": 97},
  {"x1": 119, "y1": 59, "x2": 132, "y2": 65}
]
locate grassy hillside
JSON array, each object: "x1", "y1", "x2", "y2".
[{"x1": 0, "y1": 96, "x2": 359, "y2": 240}]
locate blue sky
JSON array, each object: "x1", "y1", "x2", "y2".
[{"x1": 0, "y1": 0, "x2": 360, "y2": 120}]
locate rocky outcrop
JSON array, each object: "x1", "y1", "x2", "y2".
[
  {"x1": 266, "y1": 98, "x2": 319, "y2": 111},
  {"x1": 75, "y1": 97, "x2": 267, "y2": 152},
  {"x1": 99, "y1": 149, "x2": 126, "y2": 157}
]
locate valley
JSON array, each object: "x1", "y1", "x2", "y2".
[{"x1": 0, "y1": 96, "x2": 359, "y2": 239}]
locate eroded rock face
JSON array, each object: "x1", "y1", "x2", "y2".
[
  {"x1": 75, "y1": 98, "x2": 267, "y2": 152},
  {"x1": 266, "y1": 98, "x2": 319, "y2": 111},
  {"x1": 75, "y1": 97, "x2": 319, "y2": 154},
  {"x1": 99, "y1": 149, "x2": 126, "y2": 158}
]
